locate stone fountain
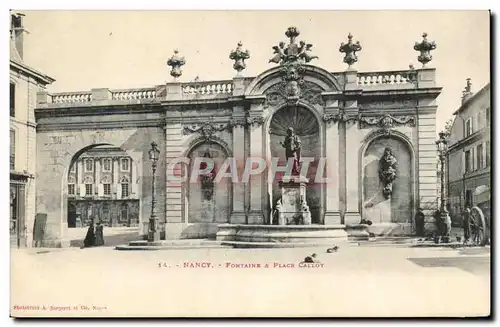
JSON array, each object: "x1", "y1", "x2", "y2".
[{"x1": 216, "y1": 127, "x2": 348, "y2": 248}]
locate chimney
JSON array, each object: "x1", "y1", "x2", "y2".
[
  {"x1": 461, "y1": 78, "x2": 473, "y2": 104},
  {"x1": 11, "y1": 13, "x2": 25, "y2": 59}
]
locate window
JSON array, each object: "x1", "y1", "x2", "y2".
[
  {"x1": 486, "y1": 107, "x2": 490, "y2": 126},
  {"x1": 120, "y1": 204, "x2": 128, "y2": 222},
  {"x1": 102, "y1": 203, "x2": 110, "y2": 223},
  {"x1": 477, "y1": 144, "x2": 484, "y2": 169},
  {"x1": 103, "y1": 183, "x2": 111, "y2": 196},
  {"x1": 465, "y1": 118, "x2": 473, "y2": 137},
  {"x1": 465, "y1": 150, "x2": 471, "y2": 173},
  {"x1": 70, "y1": 164, "x2": 76, "y2": 173},
  {"x1": 85, "y1": 184, "x2": 93, "y2": 196},
  {"x1": 10, "y1": 83, "x2": 15, "y2": 117},
  {"x1": 121, "y1": 158, "x2": 130, "y2": 171},
  {"x1": 103, "y1": 159, "x2": 111, "y2": 172},
  {"x1": 121, "y1": 183, "x2": 129, "y2": 198},
  {"x1": 10, "y1": 129, "x2": 15, "y2": 170},
  {"x1": 85, "y1": 159, "x2": 93, "y2": 172},
  {"x1": 68, "y1": 184, "x2": 75, "y2": 196},
  {"x1": 486, "y1": 141, "x2": 490, "y2": 167}
]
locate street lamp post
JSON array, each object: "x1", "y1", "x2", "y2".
[
  {"x1": 436, "y1": 131, "x2": 451, "y2": 243},
  {"x1": 148, "y1": 141, "x2": 160, "y2": 242}
]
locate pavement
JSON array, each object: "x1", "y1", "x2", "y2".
[{"x1": 10, "y1": 243, "x2": 490, "y2": 318}]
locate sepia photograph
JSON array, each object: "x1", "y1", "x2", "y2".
[{"x1": 7, "y1": 7, "x2": 492, "y2": 318}]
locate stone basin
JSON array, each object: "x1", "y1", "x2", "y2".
[{"x1": 216, "y1": 224, "x2": 348, "y2": 248}]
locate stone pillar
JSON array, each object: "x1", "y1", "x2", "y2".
[
  {"x1": 77, "y1": 160, "x2": 83, "y2": 186},
  {"x1": 91, "y1": 88, "x2": 112, "y2": 102},
  {"x1": 230, "y1": 106, "x2": 246, "y2": 224},
  {"x1": 344, "y1": 120, "x2": 362, "y2": 225},
  {"x1": 342, "y1": 69, "x2": 362, "y2": 225},
  {"x1": 113, "y1": 158, "x2": 119, "y2": 197},
  {"x1": 164, "y1": 121, "x2": 184, "y2": 239},
  {"x1": 247, "y1": 98, "x2": 266, "y2": 224},
  {"x1": 95, "y1": 158, "x2": 101, "y2": 195},
  {"x1": 323, "y1": 93, "x2": 342, "y2": 225}
]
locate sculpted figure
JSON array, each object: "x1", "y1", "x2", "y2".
[
  {"x1": 280, "y1": 127, "x2": 302, "y2": 176},
  {"x1": 200, "y1": 150, "x2": 216, "y2": 201},
  {"x1": 379, "y1": 147, "x2": 397, "y2": 199}
]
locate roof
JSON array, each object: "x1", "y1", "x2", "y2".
[
  {"x1": 10, "y1": 36, "x2": 55, "y2": 85},
  {"x1": 9, "y1": 37, "x2": 22, "y2": 63},
  {"x1": 453, "y1": 82, "x2": 491, "y2": 115}
]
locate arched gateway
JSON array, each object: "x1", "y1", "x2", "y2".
[{"x1": 34, "y1": 27, "x2": 442, "y2": 247}]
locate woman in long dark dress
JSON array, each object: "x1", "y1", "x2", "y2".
[
  {"x1": 82, "y1": 222, "x2": 95, "y2": 248},
  {"x1": 94, "y1": 221, "x2": 105, "y2": 246}
]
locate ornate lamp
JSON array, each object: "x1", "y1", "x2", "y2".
[
  {"x1": 148, "y1": 141, "x2": 160, "y2": 242},
  {"x1": 149, "y1": 141, "x2": 160, "y2": 166},
  {"x1": 436, "y1": 131, "x2": 451, "y2": 242}
]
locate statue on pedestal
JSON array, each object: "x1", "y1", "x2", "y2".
[{"x1": 280, "y1": 127, "x2": 302, "y2": 176}]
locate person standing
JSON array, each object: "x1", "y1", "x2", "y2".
[
  {"x1": 82, "y1": 220, "x2": 95, "y2": 248},
  {"x1": 94, "y1": 221, "x2": 105, "y2": 246},
  {"x1": 415, "y1": 208, "x2": 425, "y2": 237},
  {"x1": 463, "y1": 206, "x2": 471, "y2": 243}
]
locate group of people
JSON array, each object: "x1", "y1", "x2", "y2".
[
  {"x1": 414, "y1": 206, "x2": 473, "y2": 242},
  {"x1": 82, "y1": 220, "x2": 105, "y2": 248}
]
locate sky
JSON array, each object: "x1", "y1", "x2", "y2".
[{"x1": 20, "y1": 10, "x2": 490, "y2": 132}]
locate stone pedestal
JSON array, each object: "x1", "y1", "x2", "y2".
[
  {"x1": 201, "y1": 200, "x2": 215, "y2": 222},
  {"x1": 278, "y1": 176, "x2": 311, "y2": 225}
]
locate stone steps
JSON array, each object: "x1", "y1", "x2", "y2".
[
  {"x1": 220, "y1": 240, "x2": 343, "y2": 249},
  {"x1": 115, "y1": 239, "x2": 231, "y2": 251}
]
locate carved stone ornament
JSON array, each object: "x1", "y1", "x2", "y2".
[
  {"x1": 339, "y1": 33, "x2": 362, "y2": 67},
  {"x1": 245, "y1": 116, "x2": 265, "y2": 127},
  {"x1": 413, "y1": 33, "x2": 436, "y2": 67},
  {"x1": 268, "y1": 26, "x2": 318, "y2": 66},
  {"x1": 265, "y1": 80, "x2": 324, "y2": 108},
  {"x1": 229, "y1": 41, "x2": 250, "y2": 75},
  {"x1": 167, "y1": 49, "x2": 186, "y2": 79},
  {"x1": 183, "y1": 122, "x2": 229, "y2": 140},
  {"x1": 379, "y1": 147, "x2": 397, "y2": 199},
  {"x1": 359, "y1": 113, "x2": 416, "y2": 134},
  {"x1": 265, "y1": 27, "x2": 322, "y2": 107},
  {"x1": 322, "y1": 112, "x2": 360, "y2": 124}
]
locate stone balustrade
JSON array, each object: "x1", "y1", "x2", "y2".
[
  {"x1": 111, "y1": 88, "x2": 157, "y2": 100},
  {"x1": 181, "y1": 80, "x2": 233, "y2": 96},
  {"x1": 37, "y1": 69, "x2": 433, "y2": 107},
  {"x1": 51, "y1": 92, "x2": 93, "y2": 104},
  {"x1": 357, "y1": 70, "x2": 417, "y2": 86}
]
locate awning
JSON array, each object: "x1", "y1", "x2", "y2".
[{"x1": 473, "y1": 185, "x2": 490, "y2": 196}]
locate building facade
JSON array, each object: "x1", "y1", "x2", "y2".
[
  {"x1": 67, "y1": 147, "x2": 140, "y2": 228},
  {"x1": 446, "y1": 80, "x2": 491, "y2": 226},
  {"x1": 10, "y1": 13, "x2": 55, "y2": 248},
  {"x1": 34, "y1": 28, "x2": 442, "y2": 247}
]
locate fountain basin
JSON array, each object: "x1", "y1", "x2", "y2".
[{"x1": 216, "y1": 224, "x2": 348, "y2": 248}]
